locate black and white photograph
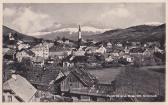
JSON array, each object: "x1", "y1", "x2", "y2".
[{"x1": 2, "y1": 2, "x2": 166, "y2": 102}]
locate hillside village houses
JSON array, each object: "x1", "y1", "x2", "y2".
[{"x1": 3, "y1": 25, "x2": 165, "y2": 102}]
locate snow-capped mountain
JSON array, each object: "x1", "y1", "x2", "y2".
[
  {"x1": 141, "y1": 22, "x2": 164, "y2": 26},
  {"x1": 28, "y1": 26, "x2": 111, "y2": 40}
]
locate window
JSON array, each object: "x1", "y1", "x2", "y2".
[{"x1": 8, "y1": 96, "x2": 12, "y2": 102}]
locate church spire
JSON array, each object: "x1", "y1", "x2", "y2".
[
  {"x1": 78, "y1": 25, "x2": 82, "y2": 48},
  {"x1": 78, "y1": 25, "x2": 81, "y2": 40},
  {"x1": 79, "y1": 25, "x2": 81, "y2": 32}
]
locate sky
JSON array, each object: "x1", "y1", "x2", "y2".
[{"x1": 3, "y1": 3, "x2": 165, "y2": 35}]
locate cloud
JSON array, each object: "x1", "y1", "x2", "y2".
[
  {"x1": 96, "y1": 7, "x2": 134, "y2": 28},
  {"x1": 4, "y1": 7, "x2": 55, "y2": 35},
  {"x1": 100, "y1": 7, "x2": 131, "y2": 19},
  {"x1": 3, "y1": 3, "x2": 164, "y2": 34}
]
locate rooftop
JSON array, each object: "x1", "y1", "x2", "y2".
[{"x1": 3, "y1": 74, "x2": 37, "y2": 102}]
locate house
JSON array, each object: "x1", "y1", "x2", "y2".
[
  {"x1": 71, "y1": 46, "x2": 86, "y2": 56},
  {"x1": 43, "y1": 41, "x2": 54, "y2": 48},
  {"x1": 95, "y1": 45, "x2": 107, "y2": 54},
  {"x1": 115, "y1": 42, "x2": 123, "y2": 47},
  {"x1": 50, "y1": 51, "x2": 67, "y2": 60},
  {"x1": 64, "y1": 40, "x2": 70, "y2": 45},
  {"x1": 130, "y1": 48, "x2": 145, "y2": 55},
  {"x1": 58, "y1": 67, "x2": 97, "y2": 92},
  {"x1": 17, "y1": 42, "x2": 30, "y2": 51},
  {"x1": 111, "y1": 48, "x2": 124, "y2": 57},
  {"x1": 106, "y1": 42, "x2": 112, "y2": 48},
  {"x1": 56, "y1": 68, "x2": 117, "y2": 101},
  {"x1": 8, "y1": 33, "x2": 15, "y2": 41},
  {"x1": 105, "y1": 55, "x2": 114, "y2": 62},
  {"x1": 3, "y1": 74, "x2": 38, "y2": 102},
  {"x1": 49, "y1": 45, "x2": 71, "y2": 59},
  {"x1": 85, "y1": 46, "x2": 98, "y2": 55},
  {"x1": 32, "y1": 56, "x2": 45, "y2": 67},
  {"x1": 73, "y1": 50, "x2": 85, "y2": 56},
  {"x1": 124, "y1": 46, "x2": 130, "y2": 54},
  {"x1": 143, "y1": 48, "x2": 154, "y2": 57},
  {"x1": 122, "y1": 55, "x2": 134, "y2": 63},
  {"x1": 16, "y1": 49, "x2": 35, "y2": 62},
  {"x1": 131, "y1": 41, "x2": 141, "y2": 47},
  {"x1": 3, "y1": 49, "x2": 16, "y2": 60},
  {"x1": 154, "y1": 46, "x2": 163, "y2": 54},
  {"x1": 31, "y1": 42, "x2": 49, "y2": 59},
  {"x1": 57, "y1": 40, "x2": 64, "y2": 44},
  {"x1": 46, "y1": 58, "x2": 55, "y2": 64}
]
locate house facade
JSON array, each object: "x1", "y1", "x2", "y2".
[
  {"x1": 58, "y1": 68, "x2": 97, "y2": 92},
  {"x1": 31, "y1": 43, "x2": 49, "y2": 59},
  {"x1": 96, "y1": 45, "x2": 107, "y2": 54},
  {"x1": 16, "y1": 49, "x2": 35, "y2": 62}
]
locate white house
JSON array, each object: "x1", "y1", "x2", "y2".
[
  {"x1": 105, "y1": 55, "x2": 114, "y2": 62},
  {"x1": 154, "y1": 46, "x2": 163, "y2": 54},
  {"x1": 31, "y1": 43, "x2": 49, "y2": 59},
  {"x1": 8, "y1": 33, "x2": 15, "y2": 41},
  {"x1": 96, "y1": 45, "x2": 107, "y2": 54},
  {"x1": 122, "y1": 55, "x2": 134, "y2": 63},
  {"x1": 124, "y1": 46, "x2": 130, "y2": 54},
  {"x1": 16, "y1": 49, "x2": 35, "y2": 62},
  {"x1": 106, "y1": 42, "x2": 112, "y2": 48},
  {"x1": 115, "y1": 42, "x2": 123, "y2": 47},
  {"x1": 3, "y1": 74, "x2": 38, "y2": 102},
  {"x1": 17, "y1": 42, "x2": 30, "y2": 51}
]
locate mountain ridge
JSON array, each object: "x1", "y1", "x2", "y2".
[{"x1": 3, "y1": 23, "x2": 165, "y2": 45}]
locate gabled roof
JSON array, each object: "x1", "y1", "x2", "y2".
[
  {"x1": 3, "y1": 75, "x2": 37, "y2": 102},
  {"x1": 18, "y1": 49, "x2": 35, "y2": 56},
  {"x1": 68, "y1": 67, "x2": 97, "y2": 87},
  {"x1": 130, "y1": 48, "x2": 145, "y2": 53}
]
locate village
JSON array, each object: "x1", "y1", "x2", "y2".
[{"x1": 3, "y1": 25, "x2": 165, "y2": 102}]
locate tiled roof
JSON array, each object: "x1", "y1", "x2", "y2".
[{"x1": 26, "y1": 66, "x2": 60, "y2": 91}]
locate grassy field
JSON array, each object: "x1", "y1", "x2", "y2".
[
  {"x1": 114, "y1": 66, "x2": 165, "y2": 101},
  {"x1": 88, "y1": 66, "x2": 165, "y2": 102},
  {"x1": 88, "y1": 67, "x2": 123, "y2": 84}
]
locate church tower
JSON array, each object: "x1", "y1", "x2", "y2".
[{"x1": 78, "y1": 25, "x2": 82, "y2": 48}]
